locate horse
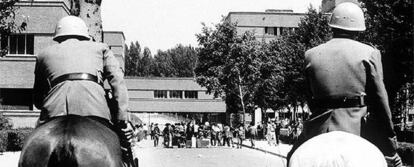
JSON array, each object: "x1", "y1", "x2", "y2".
[
  {"x1": 289, "y1": 131, "x2": 386, "y2": 167},
  {"x1": 18, "y1": 115, "x2": 124, "y2": 167}
]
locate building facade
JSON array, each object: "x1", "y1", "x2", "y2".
[
  {"x1": 0, "y1": 0, "x2": 225, "y2": 128},
  {"x1": 226, "y1": 9, "x2": 306, "y2": 42}
]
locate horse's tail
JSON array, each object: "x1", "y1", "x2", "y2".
[
  {"x1": 19, "y1": 115, "x2": 123, "y2": 167},
  {"x1": 47, "y1": 135, "x2": 78, "y2": 167}
]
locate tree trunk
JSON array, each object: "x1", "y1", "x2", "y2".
[{"x1": 69, "y1": 0, "x2": 103, "y2": 42}]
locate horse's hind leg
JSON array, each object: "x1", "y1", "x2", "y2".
[{"x1": 18, "y1": 125, "x2": 56, "y2": 167}]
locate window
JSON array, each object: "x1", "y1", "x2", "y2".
[
  {"x1": 264, "y1": 27, "x2": 277, "y2": 36},
  {"x1": 184, "y1": 91, "x2": 198, "y2": 99},
  {"x1": 279, "y1": 27, "x2": 285, "y2": 36},
  {"x1": 0, "y1": 34, "x2": 34, "y2": 55},
  {"x1": 154, "y1": 90, "x2": 167, "y2": 99},
  {"x1": 0, "y1": 89, "x2": 33, "y2": 110},
  {"x1": 169, "y1": 90, "x2": 183, "y2": 99}
]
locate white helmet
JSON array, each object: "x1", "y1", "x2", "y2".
[
  {"x1": 290, "y1": 131, "x2": 386, "y2": 167},
  {"x1": 53, "y1": 16, "x2": 90, "y2": 41},
  {"x1": 328, "y1": 2, "x2": 366, "y2": 31}
]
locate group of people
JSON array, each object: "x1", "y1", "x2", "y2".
[
  {"x1": 26, "y1": 2, "x2": 403, "y2": 167},
  {"x1": 137, "y1": 119, "x2": 304, "y2": 149},
  {"x1": 139, "y1": 121, "x2": 263, "y2": 149}
]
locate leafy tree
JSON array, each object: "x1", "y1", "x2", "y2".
[
  {"x1": 153, "y1": 44, "x2": 198, "y2": 77},
  {"x1": 195, "y1": 20, "x2": 264, "y2": 124},
  {"x1": 359, "y1": 0, "x2": 413, "y2": 110},
  {"x1": 0, "y1": 0, "x2": 19, "y2": 57},
  {"x1": 169, "y1": 45, "x2": 198, "y2": 77},
  {"x1": 69, "y1": 0, "x2": 104, "y2": 42},
  {"x1": 140, "y1": 47, "x2": 153, "y2": 76},
  {"x1": 125, "y1": 41, "x2": 141, "y2": 76},
  {"x1": 152, "y1": 50, "x2": 175, "y2": 77},
  {"x1": 283, "y1": 6, "x2": 331, "y2": 115}
]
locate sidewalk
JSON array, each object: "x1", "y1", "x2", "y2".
[{"x1": 235, "y1": 140, "x2": 292, "y2": 159}]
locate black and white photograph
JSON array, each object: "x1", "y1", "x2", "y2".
[{"x1": 0, "y1": 0, "x2": 413, "y2": 166}]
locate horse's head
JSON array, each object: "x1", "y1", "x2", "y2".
[{"x1": 289, "y1": 131, "x2": 386, "y2": 167}]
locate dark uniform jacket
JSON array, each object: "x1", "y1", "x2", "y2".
[
  {"x1": 33, "y1": 39, "x2": 128, "y2": 124},
  {"x1": 302, "y1": 38, "x2": 396, "y2": 156}
]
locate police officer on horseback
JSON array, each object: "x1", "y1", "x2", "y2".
[
  {"x1": 287, "y1": 2, "x2": 402, "y2": 167},
  {"x1": 33, "y1": 16, "x2": 135, "y2": 166}
]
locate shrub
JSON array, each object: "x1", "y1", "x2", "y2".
[
  {"x1": 0, "y1": 113, "x2": 12, "y2": 130},
  {"x1": 397, "y1": 142, "x2": 414, "y2": 166},
  {"x1": 0, "y1": 128, "x2": 33, "y2": 152},
  {"x1": 0, "y1": 131, "x2": 7, "y2": 152}
]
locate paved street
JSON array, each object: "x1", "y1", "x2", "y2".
[
  {"x1": 132, "y1": 138, "x2": 288, "y2": 167},
  {"x1": 0, "y1": 138, "x2": 289, "y2": 167}
]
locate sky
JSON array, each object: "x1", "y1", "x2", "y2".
[{"x1": 101, "y1": 0, "x2": 322, "y2": 54}]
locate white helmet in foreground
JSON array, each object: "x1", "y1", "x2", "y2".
[
  {"x1": 289, "y1": 131, "x2": 386, "y2": 167},
  {"x1": 328, "y1": 2, "x2": 366, "y2": 31}
]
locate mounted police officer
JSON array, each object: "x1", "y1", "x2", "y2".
[
  {"x1": 33, "y1": 16, "x2": 135, "y2": 166},
  {"x1": 287, "y1": 3, "x2": 402, "y2": 167}
]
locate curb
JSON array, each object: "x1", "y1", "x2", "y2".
[{"x1": 235, "y1": 142, "x2": 287, "y2": 159}]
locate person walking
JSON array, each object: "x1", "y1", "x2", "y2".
[
  {"x1": 267, "y1": 121, "x2": 276, "y2": 146},
  {"x1": 248, "y1": 122, "x2": 258, "y2": 148},
  {"x1": 33, "y1": 16, "x2": 134, "y2": 164},
  {"x1": 153, "y1": 123, "x2": 161, "y2": 147},
  {"x1": 236, "y1": 124, "x2": 246, "y2": 149},
  {"x1": 275, "y1": 121, "x2": 281, "y2": 145},
  {"x1": 222, "y1": 124, "x2": 233, "y2": 147},
  {"x1": 163, "y1": 123, "x2": 172, "y2": 148},
  {"x1": 286, "y1": 3, "x2": 401, "y2": 167}
]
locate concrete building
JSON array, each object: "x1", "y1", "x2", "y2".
[
  {"x1": 226, "y1": 9, "x2": 309, "y2": 122},
  {"x1": 226, "y1": 9, "x2": 306, "y2": 42},
  {"x1": 126, "y1": 77, "x2": 226, "y2": 124},
  {"x1": 0, "y1": 0, "x2": 226, "y2": 128}
]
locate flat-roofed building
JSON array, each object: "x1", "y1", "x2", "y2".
[
  {"x1": 126, "y1": 77, "x2": 226, "y2": 124},
  {"x1": 226, "y1": 9, "x2": 306, "y2": 42},
  {"x1": 103, "y1": 31, "x2": 126, "y2": 71},
  {"x1": 0, "y1": 0, "x2": 130, "y2": 128},
  {"x1": 126, "y1": 77, "x2": 225, "y2": 113}
]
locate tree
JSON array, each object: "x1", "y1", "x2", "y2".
[
  {"x1": 195, "y1": 20, "x2": 264, "y2": 125},
  {"x1": 0, "y1": 0, "x2": 19, "y2": 57},
  {"x1": 359, "y1": 0, "x2": 413, "y2": 112},
  {"x1": 125, "y1": 41, "x2": 141, "y2": 76},
  {"x1": 140, "y1": 47, "x2": 153, "y2": 76},
  {"x1": 69, "y1": 0, "x2": 103, "y2": 42},
  {"x1": 152, "y1": 50, "x2": 174, "y2": 77},
  {"x1": 153, "y1": 44, "x2": 198, "y2": 77},
  {"x1": 255, "y1": 6, "x2": 331, "y2": 120},
  {"x1": 169, "y1": 45, "x2": 198, "y2": 77}
]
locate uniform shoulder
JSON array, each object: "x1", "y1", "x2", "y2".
[
  {"x1": 80, "y1": 40, "x2": 110, "y2": 48},
  {"x1": 305, "y1": 42, "x2": 327, "y2": 57},
  {"x1": 354, "y1": 40, "x2": 377, "y2": 52},
  {"x1": 37, "y1": 43, "x2": 60, "y2": 59}
]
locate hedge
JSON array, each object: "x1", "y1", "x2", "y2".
[{"x1": 0, "y1": 128, "x2": 33, "y2": 152}]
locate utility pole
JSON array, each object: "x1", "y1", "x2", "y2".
[{"x1": 238, "y1": 73, "x2": 246, "y2": 125}]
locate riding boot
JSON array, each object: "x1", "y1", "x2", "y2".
[
  {"x1": 114, "y1": 122, "x2": 135, "y2": 167},
  {"x1": 119, "y1": 135, "x2": 134, "y2": 167}
]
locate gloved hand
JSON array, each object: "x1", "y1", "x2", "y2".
[
  {"x1": 385, "y1": 153, "x2": 402, "y2": 167},
  {"x1": 121, "y1": 121, "x2": 134, "y2": 142}
]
